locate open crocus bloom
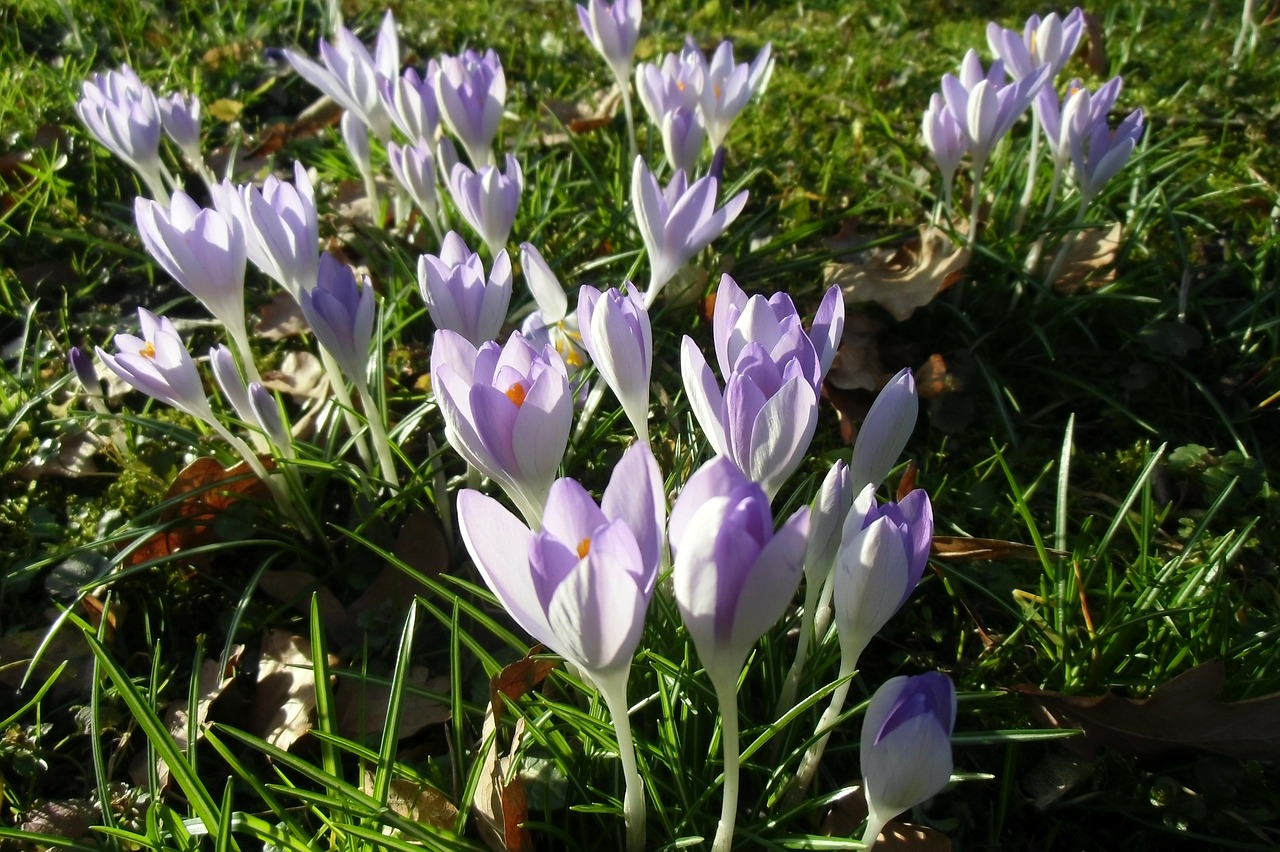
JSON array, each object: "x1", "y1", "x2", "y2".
[
  {"x1": 431, "y1": 329, "x2": 572, "y2": 527},
  {"x1": 76, "y1": 66, "x2": 166, "y2": 198},
  {"x1": 96, "y1": 308, "x2": 216, "y2": 423},
  {"x1": 939, "y1": 50, "x2": 1049, "y2": 168},
  {"x1": 986, "y1": 8, "x2": 1085, "y2": 82},
  {"x1": 577, "y1": 0, "x2": 642, "y2": 84},
  {"x1": 435, "y1": 48, "x2": 505, "y2": 170},
  {"x1": 685, "y1": 38, "x2": 773, "y2": 152},
  {"x1": 860, "y1": 672, "x2": 956, "y2": 850},
  {"x1": 458, "y1": 441, "x2": 664, "y2": 674},
  {"x1": 285, "y1": 10, "x2": 398, "y2": 143}
]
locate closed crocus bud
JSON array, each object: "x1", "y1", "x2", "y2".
[
  {"x1": 249, "y1": 382, "x2": 293, "y2": 454},
  {"x1": 381, "y1": 64, "x2": 440, "y2": 143},
  {"x1": 631, "y1": 158, "x2": 747, "y2": 307},
  {"x1": 850, "y1": 368, "x2": 918, "y2": 493},
  {"x1": 834, "y1": 485, "x2": 933, "y2": 668},
  {"x1": 578, "y1": 285, "x2": 652, "y2": 444},
  {"x1": 662, "y1": 106, "x2": 705, "y2": 176},
  {"x1": 209, "y1": 343, "x2": 255, "y2": 424},
  {"x1": 430, "y1": 329, "x2": 573, "y2": 527},
  {"x1": 922, "y1": 93, "x2": 966, "y2": 205},
  {"x1": 285, "y1": 11, "x2": 397, "y2": 143},
  {"x1": 434, "y1": 48, "x2": 505, "y2": 170},
  {"x1": 135, "y1": 192, "x2": 247, "y2": 339},
  {"x1": 805, "y1": 460, "x2": 853, "y2": 592},
  {"x1": 669, "y1": 456, "x2": 810, "y2": 685},
  {"x1": 577, "y1": 0, "x2": 642, "y2": 83},
  {"x1": 298, "y1": 253, "x2": 376, "y2": 385},
  {"x1": 519, "y1": 242, "x2": 568, "y2": 325},
  {"x1": 388, "y1": 138, "x2": 440, "y2": 225},
  {"x1": 417, "y1": 231, "x2": 512, "y2": 346},
  {"x1": 95, "y1": 308, "x2": 216, "y2": 423},
  {"x1": 1068, "y1": 106, "x2": 1144, "y2": 208},
  {"x1": 210, "y1": 162, "x2": 320, "y2": 299},
  {"x1": 69, "y1": 347, "x2": 102, "y2": 396},
  {"x1": 860, "y1": 673, "x2": 956, "y2": 850},
  {"x1": 158, "y1": 91, "x2": 203, "y2": 168},
  {"x1": 447, "y1": 155, "x2": 522, "y2": 259},
  {"x1": 75, "y1": 66, "x2": 167, "y2": 200},
  {"x1": 1036, "y1": 77, "x2": 1121, "y2": 175},
  {"x1": 986, "y1": 8, "x2": 1085, "y2": 82}
]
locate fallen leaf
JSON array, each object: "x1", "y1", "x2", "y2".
[
  {"x1": 1012, "y1": 660, "x2": 1280, "y2": 760},
  {"x1": 253, "y1": 630, "x2": 328, "y2": 752},
  {"x1": 490, "y1": 650, "x2": 557, "y2": 727},
  {"x1": 360, "y1": 769, "x2": 458, "y2": 830},
  {"x1": 473, "y1": 712, "x2": 531, "y2": 852},
  {"x1": 207, "y1": 98, "x2": 244, "y2": 123},
  {"x1": 15, "y1": 430, "x2": 100, "y2": 480},
  {"x1": 1082, "y1": 10, "x2": 1109, "y2": 77},
  {"x1": 825, "y1": 310, "x2": 888, "y2": 392},
  {"x1": 260, "y1": 351, "x2": 327, "y2": 403},
  {"x1": 1047, "y1": 222, "x2": 1122, "y2": 294},
  {"x1": 201, "y1": 39, "x2": 264, "y2": 71},
  {"x1": 825, "y1": 225, "x2": 968, "y2": 321},
  {"x1": 535, "y1": 85, "x2": 621, "y2": 145},
  {"x1": 154, "y1": 646, "x2": 244, "y2": 788},
  {"x1": 820, "y1": 786, "x2": 950, "y2": 849},
  {"x1": 914, "y1": 353, "x2": 959, "y2": 400},
  {"x1": 254, "y1": 292, "x2": 308, "y2": 340},
  {"x1": 931, "y1": 536, "x2": 1067, "y2": 561},
  {"x1": 257, "y1": 570, "x2": 351, "y2": 636},
  {"x1": 335, "y1": 665, "x2": 450, "y2": 741},
  {"x1": 125, "y1": 457, "x2": 274, "y2": 570}
]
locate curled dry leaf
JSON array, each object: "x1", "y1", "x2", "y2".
[
  {"x1": 255, "y1": 292, "x2": 308, "y2": 340},
  {"x1": 536, "y1": 85, "x2": 622, "y2": 146},
  {"x1": 261, "y1": 350, "x2": 327, "y2": 402},
  {"x1": 1012, "y1": 660, "x2": 1280, "y2": 761},
  {"x1": 931, "y1": 536, "x2": 1068, "y2": 561},
  {"x1": 155, "y1": 646, "x2": 245, "y2": 789},
  {"x1": 361, "y1": 769, "x2": 459, "y2": 831},
  {"x1": 825, "y1": 225, "x2": 969, "y2": 322},
  {"x1": 1047, "y1": 222, "x2": 1122, "y2": 294},
  {"x1": 825, "y1": 310, "x2": 888, "y2": 392},
  {"x1": 253, "y1": 629, "x2": 335, "y2": 752}
]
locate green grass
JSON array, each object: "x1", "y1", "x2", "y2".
[{"x1": 2, "y1": 0, "x2": 1278, "y2": 849}]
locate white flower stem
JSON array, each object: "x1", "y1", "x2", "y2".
[
  {"x1": 353, "y1": 378, "x2": 400, "y2": 491},
  {"x1": 860, "y1": 811, "x2": 890, "y2": 851},
  {"x1": 139, "y1": 168, "x2": 170, "y2": 207},
  {"x1": 318, "y1": 347, "x2": 372, "y2": 468},
  {"x1": 571, "y1": 379, "x2": 610, "y2": 446},
  {"x1": 787, "y1": 656, "x2": 855, "y2": 807},
  {"x1": 361, "y1": 166, "x2": 381, "y2": 226},
  {"x1": 966, "y1": 156, "x2": 988, "y2": 250},
  {"x1": 775, "y1": 573, "x2": 823, "y2": 719},
  {"x1": 1042, "y1": 200, "x2": 1090, "y2": 289},
  {"x1": 619, "y1": 79, "x2": 638, "y2": 166},
  {"x1": 709, "y1": 669, "x2": 742, "y2": 852},
  {"x1": 596, "y1": 670, "x2": 646, "y2": 852},
  {"x1": 1012, "y1": 122, "x2": 1042, "y2": 235}
]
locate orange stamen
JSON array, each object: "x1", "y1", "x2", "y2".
[
  {"x1": 140, "y1": 342, "x2": 156, "y2": 359},
  {"x1": 505, "y1": 382, "x2": 527, "y2": 407},
  {"x1": 576, "y1": 538, "x2": 591, "y2": 559}
]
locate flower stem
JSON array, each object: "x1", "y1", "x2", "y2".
[
  {"x1": 619, "y1": 79, "x2": 638, "y2": 166},
  {"x1": 710, "y1": 669, "x2": 741, "y2": 852},
  {"x1": 775, "y1": 572, "x2": 823, "y2": 719},
  {"x1": 596, "y1": 670, "x2": 645, "y2": 852},
  {"x1": 786, "y1": 658, "x2": 854, "y2": 807},
  {"x1": 1012, "y1": 121, "x2": 1042, "y2": 235},
  {"x1": 353, "y1": 378, "x2": 400, "y2": 491},
  {"x1": 1042, "y1": 200, "x2": 1090, "y2": 289},
  {"x1": 318, "y1": 347, "x2": 372, "y2": 468},
  {"x1": 966, "y1": 156, "x2": 988, "y2": 250}
]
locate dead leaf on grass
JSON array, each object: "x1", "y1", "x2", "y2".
[
  {"x1": 825, "y1": 225, "x2": 968, "y2": 321},
  {"x1": 1012, "y1": 660, "x2": 1280, "y2": 760},
  {"x1": 360, "y1": 769, "x2": 459, "y2": 830},
  {"x1": 536, "y1": 85, "x2": 621, "y2": 146},
  {"x1": 825, "y1": 310, "x2": 888, "y2": 392},
  {"x1": 1047, "y1": 222, "x2": 1122, "y2": 294},
  {"x1": 255, "y1": 292, "x2": 308, "y2": 341},
  {"x1": 931, "y1": 536, "x2": 1067, "y2": 561},
  {"x1": 261, "y1": 351, "x2": 327, "y2": 403},
  {"x1": 153, "y1": 646, "x2": 244, "y2": 788},
  {"x1": 253, "y1": 629, "x2": 334, "y2": 751},
  {"x1": 820, "y1": 786, "x2": 950, "y2": 849},
  {"x1": 335, "y1": 665, "x2": 450, "y2": 741},
  {"x1": 16, "y1": 430, "x2": 100, "y2": 480}
]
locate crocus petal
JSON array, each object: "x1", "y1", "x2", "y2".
[
  {"x1": 458, "y1": 490, "x2": 553, "y2": 646},
  {"x1": 850, "y1": 368, "x2": 918, "y2": 491}
]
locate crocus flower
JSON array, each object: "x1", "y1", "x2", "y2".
[
  {"x1": 860, "y1": 673, "x2": 956, "y2": 850},
  {"x1": 418, "y1": 231, "x2": 512, "y2": 346},
  {"x1": 662, "y1": 107, "x2": 706, "y2": 176},
  {"x1": 135, "y1": 192, "x2": 247, "y2": 339},
  {"x1": 636, "y1": 47, "x2": 704, "y2": 126},
  {"x1": 1036, "y1": 77, "x2": 1123, "y2": 178},
  {"x1": 1067, "y1": 104, "x2": 1144, "y2": 207},
  {"x1": 157, "y1": 92, "x2": 203, "y2": 172},
  {"x1": 210, "y1": 343, "x2": 255, "y2": 426},
  {"x1": 210, "y1": 162, "x2": 320, "y2": 299},
  {"x1": 76, "y1": 66, "x2": 167, "y2": 201},
  {"x1": 430, "y1": 329, "x2": 572, "y2": 527},
  {"x1": 459, "y1": 441, "x2": 663, "y2": 851},
  {"x1": 631, "y1": 158, "x2": 747, "y2": 307},
  {"x1": 447, "y1": 155, "x2": 522, "y2": 259},
  {"x1": 922, "y1": 93, "x2": 967, "y2": 212},
  {"x1": 284, "y1": 10, "x2": 398, "y2": 143},
  {"x1": 577, "y1": 0, "x2": 642, "y2": 83},
  {"x1": 389, "y1": 139, "x2": 441, "y2": 232},
  {"x1": 850, "y1": 368, "x2": 918, "y2": 493},
  {"x1": 986, "y1": 8, "x2": 1085, "y2": 82},
  {"x1": 298, "y1": 253, "x2": 375, "y2": 386},
  {"x1": 692, "y1": 39, "x2": 773, "y2": 153},
  {"x1": 95, "y1": 308, "x2": 215, "y2": 423},
  {"x1": 940, "y1": 50, "x2": 1049, "y2": 170},
  {"x1": 435, "y1": 48, "x2": 505, "y2": 170},
  {"x1": 578, "y1": 285, "x2": 652, "y2": 443},
  {"x1": 249, "y1": 382, "x2": 293, "y2": 456},
  {"x1": 381, "y1": 64, "x2": 440, "y2": 144},
  {"x1": 669, "y1": 456, "x2": 809, "y2": 852},
  {"x1": 69, "y1": 347, "x2": 102, "y2": 396},
  {"x1": 518, "y1": 244, "x2": 589, "y2": 387}
]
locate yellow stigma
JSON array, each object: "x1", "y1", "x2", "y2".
[
  {"x1": 505, "y1": 382, "x2": 527, "y2": 407},
  {"x1": 676, "y1": 80, "x2": 686, "y2": 91},
  {"x1": 564, "y1": 347, "x2": 584, "y2": 368},
  {"x1": 713, "y1": 83, "x2": 722, "y2": 100},
  {"x1": 576, "y1": 538, "x2": 591, "y2": 559},
  {"x1": 140, "y1": 341, "x2": 156, "y2": 359}
]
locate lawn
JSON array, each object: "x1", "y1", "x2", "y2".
[{"x1": 1, "y1": 0, "x2": 1277, "y2": 849}]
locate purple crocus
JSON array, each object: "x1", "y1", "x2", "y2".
[
  {"x1": 631, "y1": 158, "x2": 747, "y2": 307},
  {"x1": 860, "y1": 673, "x2": 956, "y2": 850},
  {"x1": 519, "y1": 244, "x2": 589, "y2": 383},
  {"x1": 76, "y1": 66, "x2": 167, "y2": 201},
  {"x1": 922, "y1": 93, "x2": 967, "y2": 213},
  {"x1": 669, "y1": 455, "x2": 809, "y2": 852},
  {"x1": 986, "y1": 8, "x2": 1085, "y2": 82},
  {"x1": 691, "y1": 39, "x2": 773, "y2": 153},
  {"x1": 850, "y1": 367, "x2": 918, "y2": 493},
  {"x1": 210, "y1": 162, "x2": 319, "y2": 299},
  {"x1": 636, "y1": 47, "x2": 704, "y2": 127},
  {"x1": 381, "y1": 64, "x2": 440, "y2": 144},
  {"x1": 157, "y1": 92, "x2": 203, "y2": 172},
  {"x1": 417, "y1": 231, "x2": 512, "y2": 346},
  {"x1": 447, "y1": 155, "x2": 522, "y2": 259},
  {"x1": 683, "y1": 275, "x2": 842, "y2": 496},
  {"x1": 940, "y1": 50, "x2": 1049, "y2": 170},
  {"x1": 430, "y1": 329, "x2": 572, "y2": 527},
  {"x1": 434, "y1": 48, "x2": 505, "y2": 170},
  {"x1": 388, "y1": 138, "x2": 441, "y2": 232},
  {"x1": 834, "y1": 485, "x2": 934, "y2": 667},
  {"x1": 284, "y1": 10, "x2": 398, "y2": 143},
  {"x1": 458, "y1": 441, "x2": 663, "y2": 851},
  {"x1": 578, "y1": 285, "x2": 652, "y2": 443},
  {"x1": 661, "y1": 107, "x2": 706, "y2": 176},
  {"x1": 297, "y1": 253, "x2": 375, "y2": 386},
  {"x1": 95, "y1": 308, "x2": 215, "y2": 423},
  {"x1": 577, "y1": 0, "x2": 642, "y2": 84},
  {"x1": 1067, "y1": 103, "x2": 1144, "y2": 207},
  {"x1": 1036, "y1": 77, "x2": 1123, "y2": 179}
]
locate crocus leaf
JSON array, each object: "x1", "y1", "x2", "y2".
[{"x1": 1012, "y1": 661, "x2": 1280, "y2": 760}]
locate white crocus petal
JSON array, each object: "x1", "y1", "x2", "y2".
[
  {"x1": 680, "y1": 337, "x2": 728, "y2": 455},
  {"x1": 723, "y1": 508, "x2": 809, "y2": 654},
  {"x1": 850, "y1": 368, "x2": 918, "y2": 491},
  {"x1": 520, "y1": 243, "x2": 567, "y2": 323},
  {"x1": 747, "y1": 377, "x2": 817, "y2": 499},
  {"x1": 834, "y1": 517, "x2": 911, "y2": 664}
]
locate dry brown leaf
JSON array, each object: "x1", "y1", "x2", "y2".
[
  {"x1": 820, "y1": 786, "x2": 950, "y2": 849},
  {"x1": 473, "y1": 713, "x2": 531, "y2": 852},
  {"x1": 155, "y1": 646, "x2": 244, "y2": 788},
  {"x1": 201, "y1": 39, "x2": 263, "y2": 71},
  {"x1": 253, "y1": 630, "x2": 329, "y2": 752},
  {"x1": 125, "y1": 457, "x2": 273, "y2": 570},
  {"x1": 261, "y1": 351, "x2": 327, "y2": 403},
  {"x1": 825, "y1": 310, "x2": 888, "y2": 392},
  {"x1": 254, "y1": 292, "x2": 308, "y2": 341},
  {"x1": 1012, "y1": 660, "x2": 1280, "y2": 760},
  {"x1": 335, "y1": 665, "x2": 451, "y2": 741},
  {"x1": 1083, "y1": 10, "x2": 1109, "y2": 76},
  {"x1": 360, "y1": 769, "x2": 459, "y2": 830},
  {"x1": 257, "y1": 570, "x2": 351, "y2": 636},
  {"x1": 915, "y1": 354, "x2": 960, "y2": 401},
  {"x1": 825, "y1": 225, "x2": 969, "y2": 321},
  {"x1": 931, "y1": 536, "x2": 1067, "y2": 561},
  {"x1": 1048, "y1": 222, "x2": 1122, "y2": 294},
  {"x1": 536, "y1": 85, "x2": 622, "y2": 146}
]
